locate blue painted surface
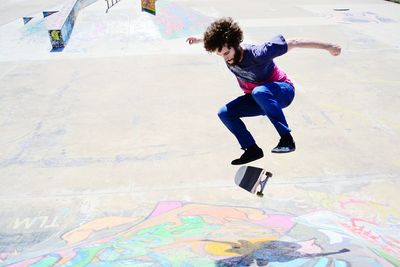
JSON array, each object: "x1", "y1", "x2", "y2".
[
  {"x1": 334, "y1": 259, "x2": 348, "y2": 267},
  {"x1": 43, "y1": 11, "x2": 59, "y2": 18},
  {"x1": 314, "y1": 257, "x2": 330, "y2": 267},
  {"x1": 22, "y1": 17, "x2": 33, "y2": 25}
]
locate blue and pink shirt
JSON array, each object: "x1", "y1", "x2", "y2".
[{"x1": 226, "y1": 35, "x2": 294, "y2": 94}]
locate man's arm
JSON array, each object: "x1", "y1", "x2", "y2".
[{"x1": 287, "y1": 38, "x2": 341, "y2": 56}]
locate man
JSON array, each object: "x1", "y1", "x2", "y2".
[{"x1": 187, "y1": 17, "x2": 341, "y2": 165}]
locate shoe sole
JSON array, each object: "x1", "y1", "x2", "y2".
[
  {"x1": 271, "y1": 148, "x2": 296, "y2": 154},
  {"x1": 231, "y1": 155, "x2": 264, "y2": 165}
]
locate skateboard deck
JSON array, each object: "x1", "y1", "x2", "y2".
[{"x1": 234, "y1": 166, "x2": 272, "y2": 197}]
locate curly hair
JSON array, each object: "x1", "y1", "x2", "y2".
[{"x1": 203, "y1": 17, "x2": 243, "y2": 52}]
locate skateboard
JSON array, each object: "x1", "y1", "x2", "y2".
[{"x1": 234, "y1": 166, "x2": 272, "y2": 197}]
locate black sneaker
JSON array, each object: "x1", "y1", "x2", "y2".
[
  {"x1": 271, "y1": 135, "x2": 296, "y2": 153},
  {"x1": 231, "y1": 144, "x2": 264, "y2": 165}
]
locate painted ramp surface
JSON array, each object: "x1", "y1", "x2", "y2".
[
  {"x1": 3, "y1": 200, "x2": 399, "y2": 266},
  {"x1": 0, "y1": 0, "x2": 400, "y2": 266}
]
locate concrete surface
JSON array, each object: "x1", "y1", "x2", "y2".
[{"x1": 0, "y1": 0, "x2": 399, "y2": 266}]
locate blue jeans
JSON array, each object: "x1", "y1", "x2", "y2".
[{"x1": 218, "y1": 82, "x2": 295, "y2": 149}]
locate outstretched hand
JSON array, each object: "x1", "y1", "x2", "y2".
[
  {"x1": 186, "y1": 37, "x2": 203, "y2": 45},
  {"x1": 327, "y1": 44, "x2": 341, "y2": 56}
]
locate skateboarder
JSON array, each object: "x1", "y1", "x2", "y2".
[{"x1": 187, "y1": 17, "x2": 341, "y2": 165}]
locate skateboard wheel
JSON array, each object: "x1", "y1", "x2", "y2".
[
  {"x1": 256, "y1": 192, "x2": 264, "y2": 197},
  {"x1": 265, "y1": 172, "x2": 273, "y2": 178}
]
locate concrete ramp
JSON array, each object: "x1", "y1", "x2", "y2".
[{"x1": 0, "y1": 0, "x2": 399, "y2": 266}]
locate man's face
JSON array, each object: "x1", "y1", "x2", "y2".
[{"x1": 216, "y1": 45, "x2": 241, "y2": 65}]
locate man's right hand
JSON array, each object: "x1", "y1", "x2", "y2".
[
  {"x1": 327, "y1": 44, "x2": 341, "y2": 56},
  {"x1": 186, "y1": 37, "x2": 203, "y2": 45}
]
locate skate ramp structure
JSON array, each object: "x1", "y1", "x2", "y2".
[
  {"x1": 46, "y1": 0, "x2": 97, "y2": 49},
  {"x1": 0, "y1": 0, "x2": 399, "y2": 266}
]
